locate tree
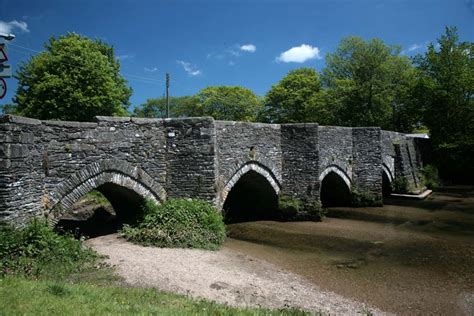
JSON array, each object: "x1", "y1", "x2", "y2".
[
  {"x1": 133, "y1": 96, "x2": 199, "y2": 118},
  {"x1": 13, "y1": 33, "x2": 132, "y2": 121},
  {"x1": 260, "y1": 68, "x2": 327, "y2": 123},
  {"x1": 195, "y1": 86, "x2": 262, "y2": 121},
  {"x1": 322, "y1": 37, "x2": 418, "y2": 131},
  {"x1": 414, "y1": 27, "x2": 474, "y2": 182}
]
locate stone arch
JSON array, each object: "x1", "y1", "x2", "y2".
[
  {"x1": 382, "y1": 163, "x2": 394, "y2": 183},
  {"x1": 382, "y1": 155, "x2": 395, "y2": 182},
  {"x1": 221, "y1": 162, "x2": 280, "y2": 222},
  {"x1": 319, "y1": 165, "x2": 352, "y2": 207},
  {"x1": 219, "y1": 162, "x2": 281, "y2": 209},
  {"x1": 319, "y1": 165, "x2": 352, "y2": 191},
  {"x1": 47, "y1": 159, "x2": 166, "y2": 223}
]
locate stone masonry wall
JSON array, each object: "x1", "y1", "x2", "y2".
[
  {"x1": 280, "y1": 124, "x2": 319, "y2": 203},
  {"x1": 0, "y1": 114, "x2": 427, "y2": 225},
  {"x1": 214, "y1": 121, "x2": 282, "y2": 206},
  {"x1": 381, "y1": 130, "x2": 422, "y2": 190},
  {"x1": 352, "y1": 128, "x2": 382, "y2": 199},
  {"x1": 318, "y1": 126, "x2": 353, "y2": 186},
  {"x1": 0, "y1": 115, "x2": 216, "y2": 225}
]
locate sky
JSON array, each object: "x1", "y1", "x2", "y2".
[{"x1": 0, "y1": 0, "x2": 473, "y2": 110}]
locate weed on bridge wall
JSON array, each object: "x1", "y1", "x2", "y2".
[
  {"x1": 278, "y1": 195, "x2": 326, "y2": 221},
  {"x1": 121, "y1": 199, "x2": 226, "y2": 250}
]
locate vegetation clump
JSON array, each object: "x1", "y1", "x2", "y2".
[
  {"x1": 0, "y1": 219, "x2": 100, "y2": 279},
  {"x1": 391, "y1": 177, "x2": 410, "y2": 194},
  {"x1": 278, "y1": 195, "x2": 326, "y2": 220},
  {"x1": 121, "y1": 199, "x2": 226, "y2": 250},
  {"x1": 420, "y1": 164, "x2": 441, "y2": 190},
  {"x1": 351, "y1": 189, "x2": 383, "y2": 207}
]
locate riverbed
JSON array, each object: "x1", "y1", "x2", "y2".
[{"x1": 225, "y1": 186, "x2": 474, "y2": 315}]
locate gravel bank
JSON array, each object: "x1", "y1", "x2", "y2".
[{"x1": 86, "y1": 234, "x2": 386, "y2": 315}]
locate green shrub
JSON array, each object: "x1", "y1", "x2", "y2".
[
  {"x1": 351, "y1": 189, "x2": 382, "y2": 207},
  {"x1": 278, "y1": 195, "x2": 325, "y2": 220},
  {"x1": 278, "y1": 195, "x2": 302, "y2": 219},
  {"x1": 0, "y1": 219, "x2": 99, "y2": 279},
  {"x1": 391, "y1": 177, "x2": 409, "y2": 194},
  {"x1": 420, "y1": 164, "x2": 440, "y2": 190},
  {"x1": 121, "y1": 199, "x2": 226, "y2": 250}
]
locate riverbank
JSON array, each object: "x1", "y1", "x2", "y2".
[{"x1": 87, "y1": 234, "x2": 384, "y2": 315}]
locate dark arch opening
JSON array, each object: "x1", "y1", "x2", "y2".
[
  {"x1": 223, "y1": 170, "x2": 279, "y2": 223},
  {"x1": 382, "y1": 171, "x2": 392, "y2": 198},
  {"x1": 320, "y1": 172, "x2": 351, "y2": 207},
  {"x1": 55, "y1": 183, "x2": 147, "y2": 239}
]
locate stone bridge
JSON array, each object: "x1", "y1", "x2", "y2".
[{"x1": 0, "y1": 115, "x2": 426, "y2": 225}]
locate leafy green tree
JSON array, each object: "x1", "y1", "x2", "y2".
[
  {"x1": 260, "y1": 68, "x2": 328, "y2": 123},
  {"x1": 322, "y1": 37, "x2": 418, "y2": 131},
  {"x1": 133, "y1": 96, "x2": 198, "y2": 118},
  {"x1": 12, "y1": 33, "x2": 132, "y2": 121},
  {"x1": 195, "y1": 86, "x2": 262, "y2": 121},
  {"x1": 414, "y1": 27, "x2": 474, "y2": 182}
]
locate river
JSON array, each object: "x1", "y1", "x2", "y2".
[{"x1": 225, "y1": 186, "x2": 474, "y2": 315}]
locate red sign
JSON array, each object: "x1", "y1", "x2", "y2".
[
  {"x1": 0, "y1": 46, "x2": 7, "y2": 63},
  {"x1": 0, "y1": 78, "x2": 6, "y2": 99}
]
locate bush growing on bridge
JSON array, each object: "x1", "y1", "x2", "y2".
[
  {"x1": 121, "y1": 199, "x2": 226, "y2": 250},
  {"x1": 0, "y1": 219, "x2": 100, "y2": 278}
]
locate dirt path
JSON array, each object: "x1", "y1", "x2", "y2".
[{"x1": 86, "y1": 234, "x2": 387, "y2": 315}]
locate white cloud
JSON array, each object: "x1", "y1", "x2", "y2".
[
  {"x1": 116, "y1": 54, "x2": 134, "y2": 61},
  {"x1": 0, "y1": 20, "x2": 30, "y2": 34},
  {"x1": 401, "y1": 41, "x2": 429, "y2": 55},
  {"x1": 408, "y1": 43, "x2": 423, "y2": 52},
  {"x1": 240, "y1": 44, "x2": 256, "y2": 53},
  {"x1": 144, "y1": 67, "x2": 158, "y2": 73},
  {"x1": 227, "y1": 49, "x2": 240, "y2": 57},
  {"x1": 177, "y1": 60, "x2": 201, "y2": 76},
  {"x1": 276, "y1": 44, "x2": 321, "y2": 63}
]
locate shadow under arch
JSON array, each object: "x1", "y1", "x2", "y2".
[
  {"x1": 319, "y1": 165, "x2": 352, "y2": 207},
  {"x1": 48, "y1": 160, "x2": 166, "y2": 231},
  {"x1": 382, "y1": 164, "x2": 393, "y2": 197},
  {"x1": 222, "y1": 162, "x2": 280, "y2": 223}
]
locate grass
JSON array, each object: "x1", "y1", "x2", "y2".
[
  {"x1": 0, "y1": 218, "x2": 308, "y2": 315},
  {"x1": 0, "y1": 277, "x2": 308, "y2": 315}
]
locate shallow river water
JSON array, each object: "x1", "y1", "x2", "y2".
[{"x1": 225, "y1": 187, "x2": 474, "y2": 315}]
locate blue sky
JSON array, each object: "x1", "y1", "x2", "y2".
[{"x1": 0, "y1": 0, "x2": 473, "y2": 110}]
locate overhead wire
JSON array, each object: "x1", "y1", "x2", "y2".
[{"x1": 6, "y1": 44, "x2": 166, "y2": 87}]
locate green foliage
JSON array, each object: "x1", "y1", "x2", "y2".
[
  {"x1": 194, "y1": 86, "x2": 262, "y2": 121},
  {"x1": 260, "y1": 68, "x2": 328, "y2": 123},
  {"x1": 83, "y1": 190, "x2": 109, "y2": 205},
  {"x1": 414, "y1": 27, "x2": 474, "y2": 183},
  {"x1": 121, "y1": 199, "x2": 226, "y2": 250},
  {"x1": 0, "y1": 277, "x2": 309, "y2": 315},
  {"x1": 420, "y1": 165, "x2": 441, "y2": 190},
  {"x1": 278, "y1": 195, "x2": 325, "y2": 220},
  {"x1": 391, "y1": 177, "x2": 409, "y2": 194},
  {"x1": 12, "y1": 32, "x2": 132, "y2": 121},
  {"x1": 351, "y1": 189, "x2": 382, "y2": 207},
  {"x1": 0, "y1": 219, "x2": 99, "y2": 279},
  {"x1": 322, "y1": 37, "x2": 419, "y2": 131},
  {"x1": 278, "y1": 195, "x2": 303, "y2": 219},
  {"x1": 132, "y1": 95, "x2": 199, "y2": 118}
]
